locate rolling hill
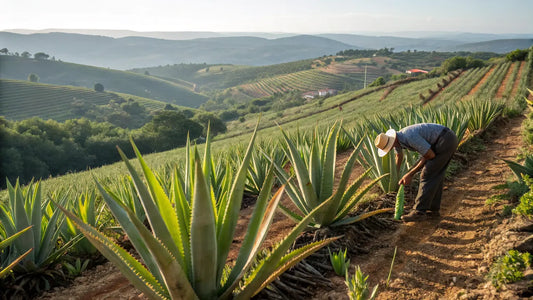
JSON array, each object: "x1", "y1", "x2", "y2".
[
  {"x1": 0, "y1": 32, "x2": 354, "y2": 69},
  {"x1": 0, "y1": 55, "x2": 209, "y2": 107},
  {"x1": 2, "y1": 31, "x2": 531, "y2": 72},
  {"x1": 0, "y1": 78, "x2": 182, "y2": 122}
]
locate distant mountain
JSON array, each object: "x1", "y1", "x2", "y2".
[
  {"x1": 0, "y1": 32, "x2": 352, "y2": 69},
  {"x1": 318, "y1": 34, "x2": 461, "y2": 51},
  {"x1": 452, "y1": 39, "x2": 533, "y2": 53},
  {"x1": 4, "y1": 29, "x2": 298, "y2": 40}
]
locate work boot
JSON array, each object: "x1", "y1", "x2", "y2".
[
  {"x1": 426, "y1": 210, "x2": 441, "y2": 218},
  {"x1": 401, "y1": 210, "x2": 427, "y2": 222}
]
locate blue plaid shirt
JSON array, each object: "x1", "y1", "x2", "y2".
[{"x1": 395, "y1": 123, "x2": 446, "y2": 155}]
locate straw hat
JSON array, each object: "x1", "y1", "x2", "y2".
[{"x1": 374, "y1": 129, "x2": 396, "y2": 157}]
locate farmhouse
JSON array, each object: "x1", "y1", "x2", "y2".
[{"x1": 406, "y1": 68, "x2": 428, "y2": 74}]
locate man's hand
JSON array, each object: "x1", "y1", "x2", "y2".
[{"x1": 399, "y1": 173, "x2": 413, "y2": 186}]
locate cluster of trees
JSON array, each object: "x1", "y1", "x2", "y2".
[
  {"x1": 0, "y1": 48, "x2": 55, "y2": 60},
  {"x1": 440, "y1": 56, "x2": 486, "y2": 73},
  {"x1": 205, "y1": 90, "x2": 306, "y2": 122},
  {"x1": 0, "y1": 110, "x2": 226, "y2": 188},
  {"x1": 336, "y1": 48, "x2": 395, "y2": 58}
]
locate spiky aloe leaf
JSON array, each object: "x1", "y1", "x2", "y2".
[
  {"x1": 238, "y1": 237, "x2": 339, "y2": 299},
  {"x1": 116, "y1": 146, "x2": 186, "y2": 274},
  {"x1": 216, "y1": 120, "x2": 259, "y2": 281},
  {"x1": 0, "y1": 226, "x2": 32, "y2": 250},
  {"x1": 55, "y1": 203, "x2": 168, "y2": 300},
  {"x1": 334, "y1": 173, "x2": 389, "y2": 222},
  {"x1": 278, "y1": 125, "x2": 319, "y2": 212},
  {"x1": 0, "y1": 248, "x2": 32, "y2": 278},
  {"x1": 219, "y1": 175, "x2": 284, "y2": 299},
  {"x1": 333, "y1": 208, "x2": 394, "y2": 226},
  {"x1": 236, "y1": 194, "x2": 336, "y2": 299},
  {"x1": 394, "y1": 184, "x2": 405, "y2": 220},
  {"x1": 190, "y1": 151, "x2": 217, "y2": 299}
]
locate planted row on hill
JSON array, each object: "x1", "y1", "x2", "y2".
[{"x1": 0, "y1": 55, "x2": 209, "y2": 107}]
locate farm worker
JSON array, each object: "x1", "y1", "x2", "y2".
[{"x1": 374, "y1": 123, "x2": 458, "y2": 222}]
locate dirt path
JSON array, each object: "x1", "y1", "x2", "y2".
[
  {"x1": 318, "y1": 115, "x2": 525, "y2": 300},
  {"x1": 467, "y1": 66, "x2": 496, "y2": 96}
]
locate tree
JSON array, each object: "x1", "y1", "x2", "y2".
[
  {"x1": 141, "y1": 111, "x2": 203, "y2": 150},
  {"x1": 34, "y1": 52, "x2": 50, "y2": 60},
  {"x1": 369, "y1": 76, "x2": 386, "y2": 87},
  {"x1": 21, "y1": 51, "x2": 31, "y2": 58},
  {"x1": 441, "y1": 56, "x2": 467, "y2": 73},
  {"x1": 0, "y1": 48, "x2": 8, "y2": 55},
  {"x1": 94, "y1": 83, "x2": 104, "y2": 92},
  {"x1": 28, "y1": 73, "x2": 39, "y2": 82},
  {"x1": 506, "y1": 49, "x2": 529, "y2": 62},
  {"x1": 194, "y1": 112, "x2": 227, "y2": 136}
]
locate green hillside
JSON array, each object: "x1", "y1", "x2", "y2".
[
  {"x1": 0, "y1": 55, "x2": 209, "y2": 107},
  {"x1": 0, "y1": 79, "x2": 187, "y2": 122},
  {"x1": 8, "y1": 57, "x2": 530, "y2": 198}
]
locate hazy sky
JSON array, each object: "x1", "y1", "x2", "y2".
[{"x1": 2, "y1": 0, "x2": 533, "y2": 34}]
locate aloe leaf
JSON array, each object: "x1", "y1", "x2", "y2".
[
  {"x1": 191, "y1": 152, "x2": 218, "y2": 299},
  {"x1": 129, "y1": 140, "x2": 185, "y2": 258},
  {"x1": 13, "y1": 182, "x2": 34, "y2": 261},
  {"x1": 119, "y1": 193, "x2": 198, "y2": 300},
  {"x1": 237, "y1": 194, "x2": 336, "y2": 298},
  {"x1": 30, "y1": 182, "x2": 42, "y2": 261},
  {"x1": 55, "y1": 203, "x2": 168, "y2": 299},
  {"x1": 335, "y1": 174, "x2": 389, "y2": 221},
  {"x1": 320, "y1": 140, "x2": 363, "y2": 225},
  {"x1": 332, "y1": 208, "x2": 394, "y2": 227},
  {"x1": 219, "y1": 172, "x2": 281, "y2": 298},
  {"x1": 277, "y1": 203, "x2": 305, "y2": 223},
  {"x1": 279, "y1": 126, "x2": 318, "y2": 210},
  {"x1": 0, "y1": 248, "x2": 32, "y2": 278},
  {"x1": 116, "y1": 146, "x2": 184, "y2": 269},
  {"x1": 394, "y1": 184, "x2": 405, "y2": 220},
  {"x1": 318, "y1": 123, "x2": 338, "y2": 203},
  {"x1": 95, "y1": 180, "x2": 166, "y2": 286},
  {"x1": 216, "y1": 120, "x2": 259, "y2": 279},
  {"x1": 0, "y1": 226, "x2": 32, "y2": 250},
  {"x1": 238, "y1": 237, "x2": 338, "y2": 299}
]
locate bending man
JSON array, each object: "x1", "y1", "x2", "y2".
[{"x1": 375, "y1": 123, "x2": 458, "y2": 222}]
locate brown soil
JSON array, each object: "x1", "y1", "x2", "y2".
[
  {"x1": 38, "y1": 115, "x2": 531, "y2": 300},
  {"x1": 467, "y1": 66, "x2": 496, "y2": 96},
  {"x1": 496, "y1": 63, "x2": 518, "y2": 98},
  {"x1": 511, "y1": 62, "x2": 527, "y2": 97}
]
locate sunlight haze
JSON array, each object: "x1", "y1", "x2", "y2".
[{"x1": 2, "y1": 0, "x2": 532, "y2": 34}]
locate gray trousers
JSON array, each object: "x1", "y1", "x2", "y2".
[{"x1": 413, "y1": 128, "x2": 458, "y2": 212}]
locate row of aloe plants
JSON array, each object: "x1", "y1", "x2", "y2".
[
  {"x1": 347, "y1": 97, "x2": 504, "y2": 193},
  {"x1": 0, "y1": 96, "x2": 511, "y2": 299}
]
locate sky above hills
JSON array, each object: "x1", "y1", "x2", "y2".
[{"x1": 2, "y1": 0, "x2": 533, "y2": 35}]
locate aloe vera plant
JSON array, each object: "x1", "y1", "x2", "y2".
[
  {"x1": 57, "y1": 123, "x2": 337, "y2": 300},
  {"x1": 329, "y1": 248, "x2": 350, "y2": 276},
  {"x1": 60, "y1": 189, "x2": 104, "y2": 255},
  {"x1": 0, "y1": 226, "x2": 33, "y2": 278},
  {"x1": 273, "y1": 122, "x2": 390, "y2": 228},
  {"x1": 0, "y1": 180, "x2": 73, "y2": 272},
  {"x1": 504, "y1": 155, "x2": 533, "y2": 182}
]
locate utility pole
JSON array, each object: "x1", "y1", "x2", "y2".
[{"x1": 364, "y1": 65, "x2": 367, "y2": 88}]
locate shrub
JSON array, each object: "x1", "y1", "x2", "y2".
[{"x1": 487, "y1": 250, "x2": 532, "y2": 289}]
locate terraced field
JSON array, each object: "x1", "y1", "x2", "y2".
[
  {"x1": 238, "y1": 69, "x2": 358, "y2": 97},
  {"x1": 0, "y1": 79, "x2": 169, "y2": 121}
]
